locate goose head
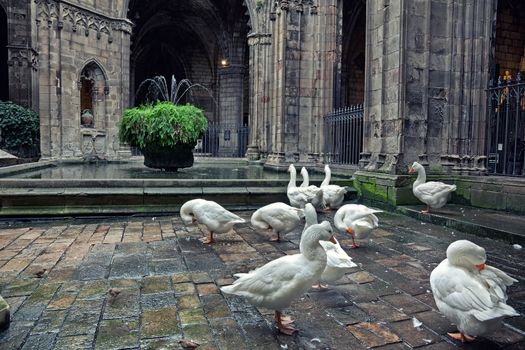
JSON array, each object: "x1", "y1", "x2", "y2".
[
  {"x1": 446, "y1": 240, "x2": 487, "y2": 272},
  {"x1": 408, "y1": 161, "x2": 422, "y2": 174},
  {"x1": 324, "y1": 164, "x2": 330, "y2": 173},
  {"x1": 288, "y1": 164, "x2": 296, "y2": 173},
  {"x1": 180, "y1": 199, "x2": 204, "y2": 225}
]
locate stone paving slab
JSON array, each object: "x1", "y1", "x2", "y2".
[{"x1": 0, "y1": 208, "x2": 523, "y2": 349}]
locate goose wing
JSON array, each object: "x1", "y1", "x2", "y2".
[
  {"x1": 415, "y1": 181, "x2": 455, "y2": 196},
  {"x1": 431, "y1": 264, "x2": 518, "y2": 322}
]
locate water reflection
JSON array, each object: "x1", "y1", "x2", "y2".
[{"x1": 3, "y1": 162, "x2": 341, "y2": 181}]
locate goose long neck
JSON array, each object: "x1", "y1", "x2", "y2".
[
  {"x1": 413, "y1": 166, "x2": 426, "y2": 188},
  {"x1": 300, "y1": 231, "x2": 327, "y2": 261},
  {"x1": 288, "y1": 167, "x2": 297, "y2": 189},
  {"x1": 321, "y1": 167, "x2": 331, "y2": 187},
  {"x1": 333, "y1": 210, "x2": 346, "y2": 232}
]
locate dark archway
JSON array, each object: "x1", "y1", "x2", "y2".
[
  {"x1": 128, "y1": 0, "x2": 250, "y2": 118},
  {"x1": 340, "y1": 0, "x2": 366, "y2": 107},
  {"x1": 0, "y1": 5, "x2": 8, "y2": 101},
  {"x1": 494, "y1": 0, "x2": 525, "y2": 80}
]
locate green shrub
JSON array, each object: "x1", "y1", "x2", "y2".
[
  {"x1": 0, "y1": 101, "x2": 40, "y2": 158},
  {"x1": 119, "y1": 102, "x2": 208, "y2": 151}
]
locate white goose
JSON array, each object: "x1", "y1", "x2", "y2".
[
  {"x1": 221, "y1": 220, "x2": 334, "y2": 335},
  {"x1": 334, "y1": 204, "x2": 381, "y2": 248},
  {"x1": 409, "y1": 161, "x2": 456, "y2": 213},
  {"x1": 302, "y1": 203, "x2": 357, "y2": 289},
  {"x1": 430, "y1": 240, "x2": 519, "y2": 342},
  {"x1": 250, "y1": 202, "x2": 304, "y2": 242},
  {"x1": 300, "y1": 167, "x2": 309, "y2": 188},
  {"x1": 287, "y1": 164, "x2": 324, "y2": 210},
  {"x1": 180, "y1": 199, "x2": 246, "y2": 244},
  {"x1": 320, "y1": 164, "x2": 347, "y2": 210}
]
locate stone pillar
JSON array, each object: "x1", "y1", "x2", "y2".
[
  {"x1": 265, "y1": 0, "x2": 337, "y2": 168},
  {"x1": 5, "y1": 0, "x2": 36, "y2": 109},
  {"x1": 218, "y1": 64, "x2": 246, "y2": 156},
  {"x1": 246, "y1": 32, "x2": 272, "y2": 161},
  {"x1": 356, "y1": 0, "x2": 496, "y2": 207}
]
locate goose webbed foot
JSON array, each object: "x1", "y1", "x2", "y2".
[
  {"x1": 274, "y1": 311, "x2": 298, "y2": 335},
  {"x1": 447, "y1": 332, "x2": 475, "y2": 342}
]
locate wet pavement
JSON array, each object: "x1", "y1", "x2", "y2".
[{"x1": 0, "y1": 208, "x2": 523, "y2": 350}]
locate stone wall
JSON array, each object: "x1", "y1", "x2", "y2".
[{"x1": 33, "y1": 0, "x2": 131, "y2": 159}]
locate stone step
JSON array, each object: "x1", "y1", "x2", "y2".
[
  {"x1": 0, "y1": 186, "x2": 358, "y2": 217},
  {"x1": 397, "y1": 204, "x2": 525, "y2": 246}
]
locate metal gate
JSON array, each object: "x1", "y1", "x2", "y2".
[
  {"x1": 194, "y1": 122, "x2": 249, "y2": 158},
  {"x1": 324, "y1": 105, "x2": 363, "y2": 165},
  {"x1": 487, "y1": 74, "x2": 525, "y2": 176}
]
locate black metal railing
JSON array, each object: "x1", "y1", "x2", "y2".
[
  {"x1": 194, "y1": 122, "x2": 249, "y2": 158},
  {"x1": 324, "y1": 105, "x2": 363, "y2": 165},
  {"x1": 487, "y1": 74, "x2": 525, "y2": 176}
]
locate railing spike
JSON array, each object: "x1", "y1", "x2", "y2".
[
  {"x1": 517, "y1": 72, "x2": 522, "y2": 82},
  {"x1": 498, "y1": 76, "x2": 503, "y2": 86}
]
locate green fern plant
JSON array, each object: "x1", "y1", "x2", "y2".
[{"x1": 119, "y1": 102, "x2": 207, "y2": 151}]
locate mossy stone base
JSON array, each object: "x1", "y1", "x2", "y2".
[
  {"x1": 354, "y1": 171, "x2": 525, "y2": 214},
  {"x1": 353, "y1": 171, "x2": 418, "y2": 208},
  {"x1": 0, "y1": 295, "x2": 10, "y2": 331}
]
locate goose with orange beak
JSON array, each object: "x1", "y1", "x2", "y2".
[
  {"x1": 333, "y1": 204, "x2": 382, "y2": 248},
  {"x1": 430, "y1": 240, "x2": 519, "y2": 343},
  {"x1": 408, "y1": 161, "x2": 456, "y2": 213},
  {"x1": 221, "y1": 220, "x2": 335, "y2": 335}
]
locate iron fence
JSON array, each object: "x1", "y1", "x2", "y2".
[
  {"x1": 324, "y1": 105, "x2": 363, "y2": 165},
  {"x1": 194, "y1": 122, "x2": 249, "y2": 158},
  {"x1": 487, "y1": 74, "x2": 525, "y2": 176}
]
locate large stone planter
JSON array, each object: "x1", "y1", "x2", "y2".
[{"x1": 142, "y1": 143, "x2": 196, "y2": 171}]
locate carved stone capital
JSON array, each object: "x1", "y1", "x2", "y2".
[{"x1": 247, "y1": 33, "x2": 272, "y2": 46}]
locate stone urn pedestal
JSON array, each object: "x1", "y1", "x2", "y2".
[{"x1": 142, "y1": 143, "x2": 196, "y2": 171}]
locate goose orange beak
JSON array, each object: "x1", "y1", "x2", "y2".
[
  {"x1": 192, "y1": 218, "x2": 197, "y2": 224},
  {"x1": 408, "y1": 166, "x2": 415, "y2": 173},
  {"x1": 329, "y1": 236, "x2": 337, "y2": 244},
  {"x1": 475, "y1": 263, "x2": 486, "y2": 271},
  {"x1": 346, "y1": 228, "x2": 354, "y2": 235}
]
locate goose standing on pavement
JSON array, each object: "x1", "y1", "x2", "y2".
[
  {"x1": 250, "y1": 202, "x2": 304, "y2": 242},
  {"x1": 221, "y1": 220, "x2": 335, "y2": 335},
  {"x1": 180, "y1": 199, "x2": 245, "y2": 244},
  {"x1": 333, "y1": 204, "x2": 381, "y2": 248},
  {"x1": 303, "y1": 203, "x2": 357, "y2": 289},
  {"x1": 430, "y1": 240, "x2": 519, "y2": 342}
]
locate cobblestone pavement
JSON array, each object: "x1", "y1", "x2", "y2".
[{"x1": 0, "y1": 210, "x2": 523, "y2": 350}]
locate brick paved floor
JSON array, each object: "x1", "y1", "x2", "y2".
[{"x1": 0, "y1": 210, "x2": 523, "y2": 349}]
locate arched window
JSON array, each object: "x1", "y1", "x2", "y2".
[{"x1": 79, "y1": 61, "x2": 108, "y2": 128}]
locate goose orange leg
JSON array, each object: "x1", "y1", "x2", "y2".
[
  {"x1": 347, "y1": 228, "x2": 359, "y2": 248},
  {"x1": 447, "y1": 332, "x2": 475, "y2": 342},
  {"x1": 200, "y1": 232, "x2": 214, "y2": 244},
  {"x1": 269, "y1": 227, "x2": 280, "y2": 242},
  {"x1": 274, "y1": 311, "x2": 297, "y2": 335}
]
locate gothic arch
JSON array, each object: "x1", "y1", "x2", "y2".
[{"x1": 78, "y1": 60, "x2": 108, "y2": 129}]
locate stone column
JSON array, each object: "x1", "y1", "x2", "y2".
[
  {"x1": 265, "y1": 0, "x2": 337, "y2": 168},
  {"x1": 218, "y1": 64, "x2": 246, "y2": 156},
  {"x1": 356, "y1": 0, "x2": 496, "y2": 206},
  {"x1": 246, "y1": 32, "x2": 272, "y2": 160}
]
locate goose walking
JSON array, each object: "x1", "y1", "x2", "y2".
[
  {"x1": 430, "y1": 240, "x2": 519, "y2": 342},
  {"x1": 180, "y1": 199, "x2": 245, "y2": 244},
  {"x1": 220, "y1": 220, "x2": 334, "y2": 335}
]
